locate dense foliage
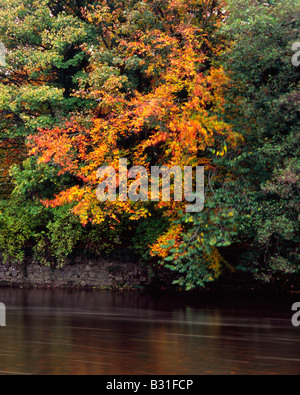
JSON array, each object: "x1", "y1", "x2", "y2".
[{"x1": 0, "y1": 0, "x2": 299, "y2": 289}]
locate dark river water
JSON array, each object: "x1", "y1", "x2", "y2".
[{"x1": 0, "y1": 287, "x2": 299, "y2": 375}]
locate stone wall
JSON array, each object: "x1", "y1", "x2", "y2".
[{"x1": 0, "y1": 257, "x2": 154, "y2": 289}]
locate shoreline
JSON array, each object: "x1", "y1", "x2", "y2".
[
  {"x1": 0, "y1": 277, "x2": 298, "y2": 297},
  {"x1": 0, "y1": 257, "x2": 299, "y2": 296}
]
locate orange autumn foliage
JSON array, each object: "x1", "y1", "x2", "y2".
[{"x1": 28, "y1": 0, "x2": 239, "y2": 231}]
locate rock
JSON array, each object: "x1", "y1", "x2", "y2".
[{"x1": 0, "y1": 259, "x2": 153, "y2": 289}]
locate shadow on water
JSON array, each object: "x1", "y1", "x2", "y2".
[{"x1": 0, "y1": 287, "x2": 299, "y2": 375}]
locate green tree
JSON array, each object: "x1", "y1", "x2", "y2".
[
  {"x1": 152, "y1": 0, "x2": 300, "y2": 289},
  {"x1": 218, "y1": 0, "x2": 300, "y2": 283}
]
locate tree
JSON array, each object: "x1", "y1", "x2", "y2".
[
  {"x1": 2, "y1": 0, "x2": 298, "y2": 290},
  {"x1": 0, "y1": 0, "x2": 108, "y2": 264},
  {"x1": 215, "y1": 0, "x2": 300, "y2": 283},
  {"x1": 23, "y1": 0, "x2": 242, "y2": 286}
]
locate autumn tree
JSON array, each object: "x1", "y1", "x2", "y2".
[
  {"x1": 1, "y1": 0, "x2": 297, "y2": 290},
  {"x1": 0, "y1": 0, "x2": 109, "y2": 263},
  {"x1": 21, "y1": 0, "x2": 242, "y2": 287},
  {"x1": 0, "y1": 0, "x2": 97, "y2": 192}
]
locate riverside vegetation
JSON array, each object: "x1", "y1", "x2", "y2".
[{"x1": 0, "y1": 0, "x2": 299, "y2": 290}]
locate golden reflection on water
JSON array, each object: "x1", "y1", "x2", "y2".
[{"x1": 0, "y1": 288, "x2": 299, "y2": 375}]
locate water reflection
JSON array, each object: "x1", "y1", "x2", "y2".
[{"x1": 0, "y1": 288, "x2": 299, "y2": 375}]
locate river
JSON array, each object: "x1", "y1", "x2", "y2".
[{"x1": 0, "y1": 287, "x2": 299, "y2": 375}]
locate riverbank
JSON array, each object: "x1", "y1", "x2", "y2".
[
  {"x1": 0, "y1": 257, "x2": 298, "y2": 295},
  {"x1": 0, "y1": 257, "x2": 177, "y2": 290}
]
